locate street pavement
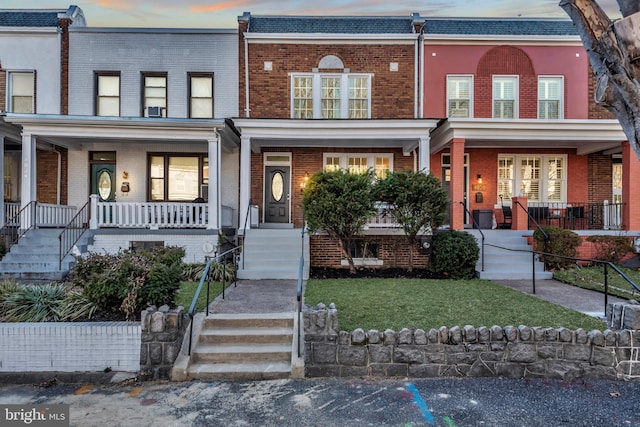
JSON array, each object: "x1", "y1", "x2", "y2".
[{"x1": 1, "y1": 377, "x2": 639, "y2": 426}]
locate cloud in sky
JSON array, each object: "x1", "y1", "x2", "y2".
[{"x1": 1, "y1": 0, "x2": 624, "y2": 27}]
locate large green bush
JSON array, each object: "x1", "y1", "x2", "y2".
[
  {"x1": 67, "y1": 246, "x2": 185, "y2": 319},
  {"x1": 429, "y1": 230, "x2": 479, "y2": 279},
  {"x1": 533, "y1": 226, "x2": 582, "y2": 270},
  {"x1": 586, "y1": 235, "x2": 632, "y2": 263}
]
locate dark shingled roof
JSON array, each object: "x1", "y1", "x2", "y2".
[
  {"x1": 248, "y1": 16, "x2": 415, "y2": 34},
  {"x1": 0, "y1": 10, "x2": 64, "y2": 27},
  {"x1": 424, "y1": 19, "x2": 578, "y2": 36}
]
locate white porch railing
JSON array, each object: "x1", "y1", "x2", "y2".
[
  {"x1": 4, "y1": 202, "x2": 20, "y2": 226},
  {"x1": 35, "y1": 203, "x2": 77, "y2": 227},
  {"x1": 603, "y1": 200, "x2": 623, "y2": 230},
  {"x1": 94, "y1": 201, "x2": 209, "y2": 229}
]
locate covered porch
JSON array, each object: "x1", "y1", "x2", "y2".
[
  {"x1": 1, "y1": 114, "x2": 240, "y2": 262},
  {"x1": 429, "y1": 118, "x2": 637, "y2": 231}
]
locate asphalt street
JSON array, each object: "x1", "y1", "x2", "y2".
[{"x1": 1, "y1": 377, "x2": 639, "y2": 426}]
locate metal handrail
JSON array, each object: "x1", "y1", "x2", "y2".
[
  {"x1": 0, "y1": 201, "x2": 37, "y2": 252},
  {"x1": 241, "y1": 198, "x2": 252, "y2": 269},
  {"x1": 513, "y1": 200, "x2": 550, "y2": 242},
  {"x1": 296, "y1": 211, "x2": 306, "y2": 358},
  {"x1": 459, "y1": 201, "x2": 484, "y2": 271},
  {"x1": 58, "y1": 201, "x2": 90, "y2": 269},
  {"x1": 187, "y1": 245, "x2": 240, "y2": 356}
]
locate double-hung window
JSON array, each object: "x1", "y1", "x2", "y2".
[
  {"x1": 498, "y1": 154, "x2": 566, "y2": 203},
  {"x1": 292, "y1": 73, "x2": 371, "y2": 119},
  {"x1": 95, "y1": 72, "x2": 120, "y2": 117},
  {"x1": 538, "y1": 76, "x2": 563, "y2": 119},
  {"x1": 446, "y1": 75, "x2": 472, "y2": 118},
  {"x1": 8, "y1": 71, "x2": 34, "y2": 113},
  {"x1": 143, "y1": 73, "x2": 167, "y2": 117},
  {"x1": 493, "y1": 76, "x2": 517, "y2": 119},
  {"x1": 189, "y1": 73, "x2": 213, "y2": 118},
  {"x1": 149, "y1": 154, "x2": 208, "y2": 201},
  {"x1": 323, "y1": 153, "x2": 392, "y2": 179}
]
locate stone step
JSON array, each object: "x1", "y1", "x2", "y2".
[
  {"x1": 191, "y1": 343, "x2": 291, "y2": 363},
  {"x1": 199, "y1": 327, "x2": 293, "y2": 345},
  {"x1": 203, "y1": 313, "x2": 293, "y2": 329},
  {"x1": 187, "y1": 361, "x2": 291, "y2": 381}
]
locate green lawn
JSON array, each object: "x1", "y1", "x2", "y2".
[
  {"x1": 554, "y1": 265, "x2": 640, "y2": 300},
  {"x1": 304, "y1": 278, "x2": 606, "y2": 332},
  {"x1": 175, "y1": 281, "x2": 226, "y2": 313}
]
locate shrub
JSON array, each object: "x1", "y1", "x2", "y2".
[
  {"x1": 429, "y1": 230, "x2": 479, "y2": 279},
  {"x1": 533, "y1": 227, "x2": 582, "y2": 270},
  {"x1": 2, "y1": 283, "x2": 66, "y2": 322},
  {"x1": 67, "y1": 246, "x2": 185, "y2": 319},
  {"x1": 586, "y1": 235, "x2": 632, "y2": 263},
  {"x1": 0, "y1": 240, "x2": 6, "y2": 260}
]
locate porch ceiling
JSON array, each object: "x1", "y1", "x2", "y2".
[
  {"x1": 232, "y1": 118, "x2": 440, "y2": 154},
  {"x1": 1, "y1": 114, "x2": 240, "y2": 150},
  {"x1": 430, "y1": 118, "x2": 627, "y2": 155}
]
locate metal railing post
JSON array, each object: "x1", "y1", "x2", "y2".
[
  {"x1": 532, "y1": 250, "x2": 536, "y2": 294},
  {"x1": 604, "y1": 262, "x2": 609, "y2": 313}
]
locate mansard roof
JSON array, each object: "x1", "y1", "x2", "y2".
[
  {"x1": 0, "y1": 6, "x2": 85, "y2": 28},
  {"x1": 246, "y1": 15, "x2": 416, "y2": 34},
  {"x1": 424, "y1": 18, "x2": 578, "y2": 36}
]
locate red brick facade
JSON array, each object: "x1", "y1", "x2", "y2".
[{"x1": 35, "y1": 147, "x2": 68, "y2": 205}]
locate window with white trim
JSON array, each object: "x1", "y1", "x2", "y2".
[
  {"x1": 498, "y1": 154, "x2": 566, "y2": 203},
  {"x1": 447, "y1": 75, "x2": 472, "y2": 118},
  {"x1": 538, "y1": 76, "x2": 563, "y2": 119},
  {"x1": 143, "y1": 73, "x2": 167, "y2": 117},
  {"x1": 323, "y1": 153, "x2": 392, "y2": 179},
  {"x1": 96, "y1": 72, "x2": 120, "y2": 117},
  {"x1": 8, "y1": 71, "x2": 34, "y2": 113},
  {"x1": 189, "y1": 73, "x2": 214, "y2": 119},
  {"x1": 292, "y1": 73, "x2": 371, "y2": 119},
  {"x1": 493, "y1": 76, "x2": 517, "y2": 119}
]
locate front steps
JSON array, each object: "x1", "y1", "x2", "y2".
[
  {"x1": 467, "y1": 229, "x2": 553, "y2": 280},
  {"x1": 175, "y1": 312, "x2": 298, "y2": 381},
  {"x1": 239, "y1": 228, "x2": 309, "y2": 280},
  {"x1": 0, "y1": 228, "x2": 92, "y2": 282}
]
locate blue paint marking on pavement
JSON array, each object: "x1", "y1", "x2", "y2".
[{"x1": 406, "y1": 383, "x2": 435, "y2": 425}]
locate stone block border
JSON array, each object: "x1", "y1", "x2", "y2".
[{"x1": 304, "y1": 303, "x2": 640, "y2": 381}]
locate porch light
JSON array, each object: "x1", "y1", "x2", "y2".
[
  {"x1": 476, "y1": 174, "x2": 483, "y2": 184},
  {"x1": 300, "y1": 172, "x2": 309, "y2": 192}
]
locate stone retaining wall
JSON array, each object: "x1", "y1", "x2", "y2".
[
  {"x1": 304, "y1": 303, "x2": 640, "y2": 381},
  {"x1": 140, "y1": 305, "x2": 188, "y2": 380}
]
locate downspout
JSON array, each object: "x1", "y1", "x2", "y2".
[
  {"x1": 244, "y1": 36, "x2": 250, "y2": 118},
  {"x1": 414, "y1": 35, "x2": 419, "y2": 118},
  {"x1": 419, "y1": 33, "x2": 424, "y2": 119}
]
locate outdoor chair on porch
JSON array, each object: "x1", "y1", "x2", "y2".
[{"x1": 498, "y1": 206, "x2": 512, "y2": 229}]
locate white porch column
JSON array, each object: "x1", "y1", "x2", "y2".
[
  {"x1": 21, "y1": 133, "x2": 36, "y2": 229},
  {"x1": 207, "y1": 134, "x2": 221, "y2": 230},
  {"x1": 239, "y1": 135, "x2": 251, "y2": 234},
  {"x1": 418, "y1": 136, "x2": 430, "y2": 173},
  {"x1": 89, "y1": 194, "x2": 99, "y2": 230},
  {"x1": 0, "y1": 136, "x2": 4, "y2": 229}
]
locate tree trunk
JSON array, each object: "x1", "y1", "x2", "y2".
[
  {"x1": 560, "y1": 0, "x2": 640, "y2": 159},
  {"x1": 338, "y1": 238, "x2": 356, "y2": 274}
]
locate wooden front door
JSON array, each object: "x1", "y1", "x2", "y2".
[{"x1": 264, "y1": 166, "x2": 290, "y2": 223}]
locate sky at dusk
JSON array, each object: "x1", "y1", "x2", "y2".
[{"x1": 2, "y1": 0, "x2": 623, "y2": 28}]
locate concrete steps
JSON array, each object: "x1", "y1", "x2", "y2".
[
  {"x1": 467, "y1": 229, "x2": 553, "y2": 280},
  {"x1": 0, "y1": 228, "x2": 92, "y2": 282},
  {"x1": 183, "y1": 313, "x2": 295, "y2": 381},
  {"x1": 238, "y1": 228, "x2": 309, "y2": 280}
]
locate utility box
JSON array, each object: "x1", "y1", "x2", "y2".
[
  {"x1": 250, "y1": 205, "x2": 259, "y2": 228},
  {"x1": 472, "y1": 209, "x2": 493, "y2": 229}
]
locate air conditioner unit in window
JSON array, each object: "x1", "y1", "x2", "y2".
[{"x1": 147, "y1": 106, "x2": 162, "y2": 118}]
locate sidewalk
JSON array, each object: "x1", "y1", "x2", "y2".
[{"x1": 492, "y1": 279, "x2": 627, "y2": 318}]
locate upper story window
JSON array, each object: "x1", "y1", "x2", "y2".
[
  {"x1": 143, "y1": 73, "x2": 167, "y2": 118},
  {"x1": 446, "y1": 75, "x2": 473, "y2": 118},
  {"x1": 323, "y1": 153, "x2": 392, "y2": 179},
  {"x1": 291, "y1": 73, "x2": 371, "y2": 119},
  {"x1": 8, "y1": 71, "x2": 34, "y2": 113},
  {"x1": 498, "y1": 154, "x2": 566, "y2": 203},
  {"x1": 189, "y1": 73, "x2": 214, "y2": 118},
  {"x1": 538, "y1": 76, "x2": 563, "y2": 120},
  {"x1": 95, "y1": 72, "x2": 120, "y2": 117},
  {"x1": 493, "y1": 76, "x2": 518, "y2": 119}
]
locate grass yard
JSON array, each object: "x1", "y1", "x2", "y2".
[
  {"x1": 175, "y1": 281, "x2": 226, "y2": 313},
  {"x1": 554, "y1": 265, "x2": 640, "y2": 300},
  {"x1": 304, "y1": 278, "x2": 606, "y2": 332}
]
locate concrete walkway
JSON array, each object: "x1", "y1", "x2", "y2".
[{"x1": 492, "y1": 279, "x2": 626, "y2": 318}]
